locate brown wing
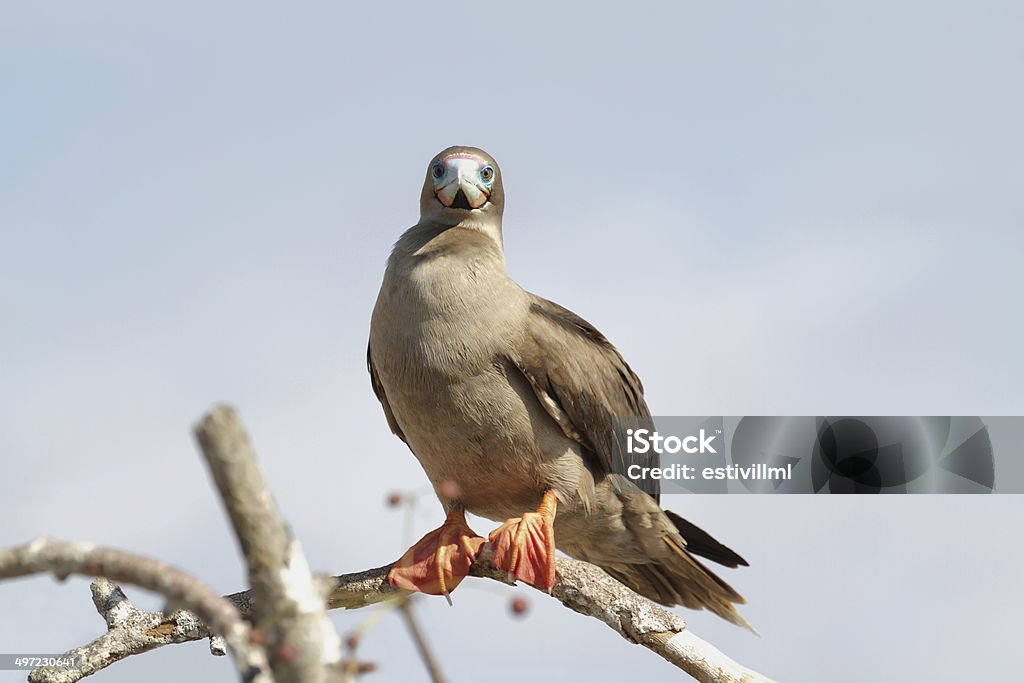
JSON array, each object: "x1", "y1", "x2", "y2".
[
  {"x1": 512, "y1": 297, "x2": 752, "y2": 621},
  {"x1": 508, "y1": 294, "x2": 661, "y2": 500},
  {"x1": 367, "y1": 342, "x2": 407, "y2": 444}
]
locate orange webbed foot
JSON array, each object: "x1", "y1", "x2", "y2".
[
  {"x1": 488, "y1": 491, "x2": 558, "y2": 591},
  {"x1": 387, "y1": 508, "x2": 485, "y2": 603}
]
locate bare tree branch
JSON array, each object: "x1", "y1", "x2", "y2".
[
  {"x1": 9, "y1": 405, "x2": 773, "y2": 683},
  {"x1": 0, "y1": 538, "x2": 271, "y2": 683},
  {"x1": 474, "y1": 551, "x2": 774, "y2": 683},
  {"x1": 23, "y1": 551, "x2": 773, "y2": 683},
  {"x1": 193, "y1": 405, "x2": 343, "y2": 683}
]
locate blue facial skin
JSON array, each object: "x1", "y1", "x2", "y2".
[
  {"x1": 478, "y1": 165, "x2": 495, "y2": 188},
  {"x1": 431, "y1": 161, "x2": 494, "y2": 187},
  {"x1": 430, "y1": 156, "x2": 496, "y2": 210}
]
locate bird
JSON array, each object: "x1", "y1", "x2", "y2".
[{"x1": 368, "y1": 146, "x2": 752, "y2": 630}]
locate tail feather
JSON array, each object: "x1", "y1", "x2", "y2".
[
  {"x1": 665, "y1": 510, "x2": 749, "y2": 568},
  {"x1": 605, "y1": 496, "x2": 756, "y2": 633}
]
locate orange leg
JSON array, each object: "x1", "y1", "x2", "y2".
[
  {"x1": 387, "y1": 508, "x2": 485, "y2": 603},
  {"x1": 488, "y1": 490, "x2": 558, "y2": 591}
]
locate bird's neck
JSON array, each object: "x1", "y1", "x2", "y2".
[
  {"x1": 394, "y1": 217, "x2": 505, "y2": 264},
  {"x1": 382, "y1": 220, "x2": 518, "y2": 330}
]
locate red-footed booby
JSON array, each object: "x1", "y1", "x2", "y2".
[{"x1": 368, "y1": 146, "x2": 752, "y2": 630}]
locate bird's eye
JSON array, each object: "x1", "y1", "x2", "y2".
[
  {"x1": 431, "y1": 162, "x2": 445, "y2": 179},
  {"x1": 479, "y1": 165, "x2": 494, "y2": 182}
]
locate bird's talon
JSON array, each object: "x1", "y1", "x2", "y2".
[
  {"x1": 387, "y1": 509, "x2": 484, "y2": 598},
  {"x1": 488, "y1": 491, "x2": 558, "y2": 591}
]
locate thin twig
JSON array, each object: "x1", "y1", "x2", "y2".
[{"x1": 398, "y1": 598, "x2": 447, "y2": 683}]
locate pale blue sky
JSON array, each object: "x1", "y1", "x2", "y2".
[{"x1": 2, "y1": 2, "x2": 1023, "y2": 682}]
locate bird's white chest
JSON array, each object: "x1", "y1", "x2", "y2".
[
  {"x1": 370, "y1": 251, "x2": 550, "y2": 513},
  {"x1": 373, "y1": 251, "x2": 524, "y2": 375}
]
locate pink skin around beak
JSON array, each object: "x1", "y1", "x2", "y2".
[{"x1": 434, "y1": 156, "x2": 490, "y2": 209}]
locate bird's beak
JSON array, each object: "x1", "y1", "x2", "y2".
[{"x1": 435, "y1": 157, "x2": 490, "y2": 210}]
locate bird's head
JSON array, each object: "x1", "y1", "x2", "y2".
[{"x1": 420, "y1": 146, "x2": 504, "y2": 225}]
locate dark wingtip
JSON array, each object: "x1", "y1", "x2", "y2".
[{"x1": 666, "y1": 510, "x2": 749, "y2": 568}]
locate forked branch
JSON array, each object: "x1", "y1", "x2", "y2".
[{"x1": 4, "y1": 406, "x2": 773, "y2": 683}]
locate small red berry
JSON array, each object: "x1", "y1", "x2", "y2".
[{"x1": 510, "y1": 597, "x2": 529, "y2": 617}]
